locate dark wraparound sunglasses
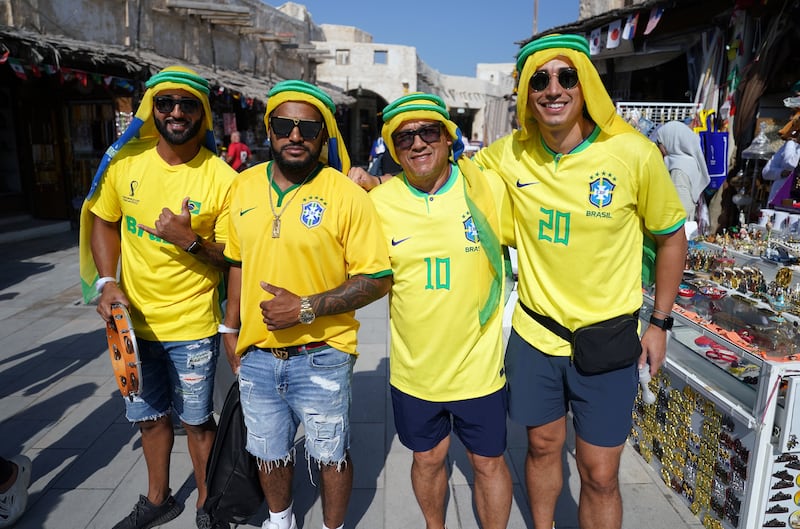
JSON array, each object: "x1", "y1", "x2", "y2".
[
  {"x1": 153, "y1": 96, "x2": 202, "y2": 114},
  {"x1": 529, "y1": 68, "x2": 579, "y2": 92},
  {"x1": 392, "y1": 124, "x2": 442, "y2": 150},
  {"x1": 270, "y1": 116, "x2": 325, "y2": 140}
]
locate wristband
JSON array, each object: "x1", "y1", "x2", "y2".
[
  {"x1": 652, "y1": 308, "x2": 671, "y2": 317},
  {"x1": 95, "y1": 276, "x2": 117, "y2": 293},
  {"x1": 218, "y1": 324, "x2": 240, "y2": 334},
  {"x1": 375, "y1": 175, "x2": 382, "y2": 184}
]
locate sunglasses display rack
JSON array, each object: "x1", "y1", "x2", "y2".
[{"x1": 632, "y1": 243, "x2": 800, "y2": 529}]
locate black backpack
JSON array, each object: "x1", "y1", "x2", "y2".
[{"x1": 204, "y1": 381, "x2": 264, "y2": 524}]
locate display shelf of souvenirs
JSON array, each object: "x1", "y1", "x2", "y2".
[
  {"x1": 632, "y1": 365, "x2": 751, "y2": 529},
  {"x1": 634, "y1": 293, "x2": 800, "y2": 529},
  {"x1": 695, "y1": 224, "x2": 800, "y2": 278}
]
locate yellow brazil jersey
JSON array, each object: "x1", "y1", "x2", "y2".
[
  {"x1": 369, "y1": 165, "x2": 506, "y2": 402},
  {"x1": 224, "y1": 162, "x2": 392, "y2": 356},
  {"x1": 473, "y1": 128, "x2": 685, "y2": 357},
  {"x1": 90, "y1": 139, "x2": 235, "y2": 341}
]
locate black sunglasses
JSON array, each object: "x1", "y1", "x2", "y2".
[
  {"x1": 529, "y1": 68, "x2": 579, "y2": 92},
  {"x1": 153, "y1": 96, "x2": 202, "y2": 114},
  {"x1": 392, "y1": 124, "x2": 442, "y2": 151},
  {"x1": 269, "y1": 116, "x2": 325, "y2": 140}
]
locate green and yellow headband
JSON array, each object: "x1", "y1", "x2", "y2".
[
  {"x1": 515, "y1": 33, "x2": 634, "y2": 140},
  {"x1": 516, "y1": 34, "x2": 590, "y2": 72},
  {"x1": 381, "y1": 92, "x2": 463, "y2": 163},
  {"x1": 265, "y1": 80, "x2": 350, "y2": 173}
]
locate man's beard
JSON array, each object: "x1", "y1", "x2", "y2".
[
  {"x1": 272, "y1": 141, "x2": 323, "y2": 177},
  {"x1": 154, "y1": 116, "x2": 203, "y2": 146}
]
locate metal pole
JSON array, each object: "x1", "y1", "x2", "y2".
[{"x1": 533, "y1": 0, "x2": 539, "y2": 35}]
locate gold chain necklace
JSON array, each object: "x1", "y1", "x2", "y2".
[{"x1": 268, "y1": 166, "x2": 312, "y2": 238}]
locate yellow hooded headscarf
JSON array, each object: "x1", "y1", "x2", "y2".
[
  {"x1": 264, "y1": 80, "x2": 350, "y2": 174},
  {"x1": 515, "y1": 34, "x2": 636, "y2": 141},
  {"x1": 78, "y1": 66, "x2": 217, "y2": 303},
  {"x1": 381, "y1": 93, "x2": 504, "y2": 326}
]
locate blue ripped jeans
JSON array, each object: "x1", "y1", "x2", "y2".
[
  {"x1": 238, "y1": 346, "x2": 355, "y2": 467},
  {"x1": 124, "y1": 336, "x2": 218, "y2": 425}
]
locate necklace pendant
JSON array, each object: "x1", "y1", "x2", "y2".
[{"x1": 272, "y1": 217, "x2": 281, "y2": 238}]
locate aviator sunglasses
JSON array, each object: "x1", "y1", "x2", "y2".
[
  {"x1": 529, "y1": 68, "x2": 579, "y2": 92},
  {"x1": 153, "y1": 95, "x2": 202, "y2": 114},
  {"x1": 270, "y1": 116, "x2": 325, "y2": 140},
  {"x1": 392, "y1": 124, "x2": 442, "y2": 150}
]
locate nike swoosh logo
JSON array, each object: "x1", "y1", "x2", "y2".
[
  {"x1": 516, "y1": 180, "x2": 539, "y2": 188},
  {"x1": 391, "y1": 237, "x2": 411, "y2": 246},
  {"x1": 240, "y1": 207, "x2": 257, "y2": 216}
]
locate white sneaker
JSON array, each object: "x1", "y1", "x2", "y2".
[
  {"x1": 261, "y1": 513, "x2": 297, "y2": 529},
  {"x1": 0, "y1": 455, "x2": 33, "y2": 528}
]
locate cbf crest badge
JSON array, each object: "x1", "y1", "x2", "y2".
[
  {"x1": 588, "y1": 173, "x2": 616, "y2": 208},
  {"x1": 463, "y1": 214, "x2": 479, "y2": 243},
  {"x1": 300, "y1": 198, "x2": 325, "y2": 229}
]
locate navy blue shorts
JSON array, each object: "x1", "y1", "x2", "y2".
[
  {"x1": 505, "y1": 329, "x2": 637, "y2": 447},
  {"x1": 390, "y1": 386, "x2": 508, "y2": 457}
]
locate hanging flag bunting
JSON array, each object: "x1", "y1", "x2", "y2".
[
  {"x1": 0, "y1": 48, "x2": 8, "y2": 65},
  {"x1": 29, "y1": 64, "x2": 41, "y2": 77},
  {"x1": 644, "y1": 7, "x2": 664, "y2": 35},
  {"x1": 622, "y1": 13, "x2": 639, "y2": 40},
  {"x1": 8, "y1": 59, "x2": 27, "y2": 80},
  {"x1": 61, "y1": 67, "x2": 74, "y2": 84},
  {"x1": 114, "y1": 78, "x2": 135, "y2": 92},
  {"x1": 589, "y1": 27, "x2": 602, "y2": 55},
  {"x1": 42, "y1": 64, "x2": 57, "y2": 75},
  {"x1": 104, "y1": 75, "x2": 114, "y2": 86},
  {"x1": 607, "y1": 20, "x2": 622, "y2": 49},
  {"x1": 75, "y1": 71, "x2": 88, "y2": 87}
]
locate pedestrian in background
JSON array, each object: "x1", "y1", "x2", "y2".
[
  {"x1": 226, "y1": 130, "x2": 252, "y2": 172},
  {"x1": 655, "y1": 121, "x2": 711, "y2": 221}
]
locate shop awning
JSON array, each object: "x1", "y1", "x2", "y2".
[
  {"x1": 521, "y1": 0, "x2": 731, "y2": 64},
  {"x1": 0, "y1": 26, "x2": 355, "y2": 106}
]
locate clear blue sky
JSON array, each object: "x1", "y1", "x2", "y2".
[{"x1": 269, "y1": 1, "x2": 581, "y2": 77}]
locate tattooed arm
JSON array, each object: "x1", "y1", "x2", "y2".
[{"x1": 259, "y1": 275, "x2": 392, "y2": 330}]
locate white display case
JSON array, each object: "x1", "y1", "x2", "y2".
[{"x1": 633, "y1": 286, "x2": 800, "y2": 529}]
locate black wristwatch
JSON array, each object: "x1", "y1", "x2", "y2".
[
  {"x1": 185, "y1": 234, "x2": 203, "y2": 254},
  {"x1": 649, "y1": 314, "x2": 674, "y2": 331}
]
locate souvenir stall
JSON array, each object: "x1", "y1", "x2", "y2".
[{"x1": 633, "y1": 226, "x2": 800, "y2": 529}]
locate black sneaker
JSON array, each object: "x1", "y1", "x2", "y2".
[
  {"x1": 770, "y1": 492, "x2": 791, "y2": 502},
  {"x1": 777, "y1": 454, "x2": 798, "y2": 462},
  {"x1": 767, "y1": 504, "x2": 789, "y2": 514},
  {"x1": 196, "y1": 507, "x2": 229, "y2": 529},
  {"x1": 786, "y1": 461, "x2": 800, "y2": 470},
  {"x1": 764, "y1": 519, "x2": 786, "y2": 527},
  {"x1": 773, "y1": 470, "x2": 793, "y2": 481},
  {"x1": 112, "y1": 494, "x2": 182, "y2": 529}
]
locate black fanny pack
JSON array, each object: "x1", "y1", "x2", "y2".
[{"x1": 519, "y1": 302, "x2": 641, "y2": 375}]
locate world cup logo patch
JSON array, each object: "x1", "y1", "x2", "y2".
[
  {"x1": 463, "y1": 215, "x2": 479, "y2": 243},
  {"x1": 589, "y1": 176, "x2": 615, "y2": 208},
  {"x1": 300, "y1": 200, "x2": 325, "y2": 228}
]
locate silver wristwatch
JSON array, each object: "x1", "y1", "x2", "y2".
[{"x1": 299, "y1": 296, "x2": 316, "y2": 324}]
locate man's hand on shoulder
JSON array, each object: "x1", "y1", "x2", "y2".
[{"x1": 348, "y1": 166, "x2": 382, "y2": 191}]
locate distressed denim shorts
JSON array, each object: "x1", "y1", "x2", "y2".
[
  {"x1": 124, "y1": 336, "x2": 218, "y2": 426},
  {"x1": 238, "y1": 346, "x2": 355, "y2": 466}
]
